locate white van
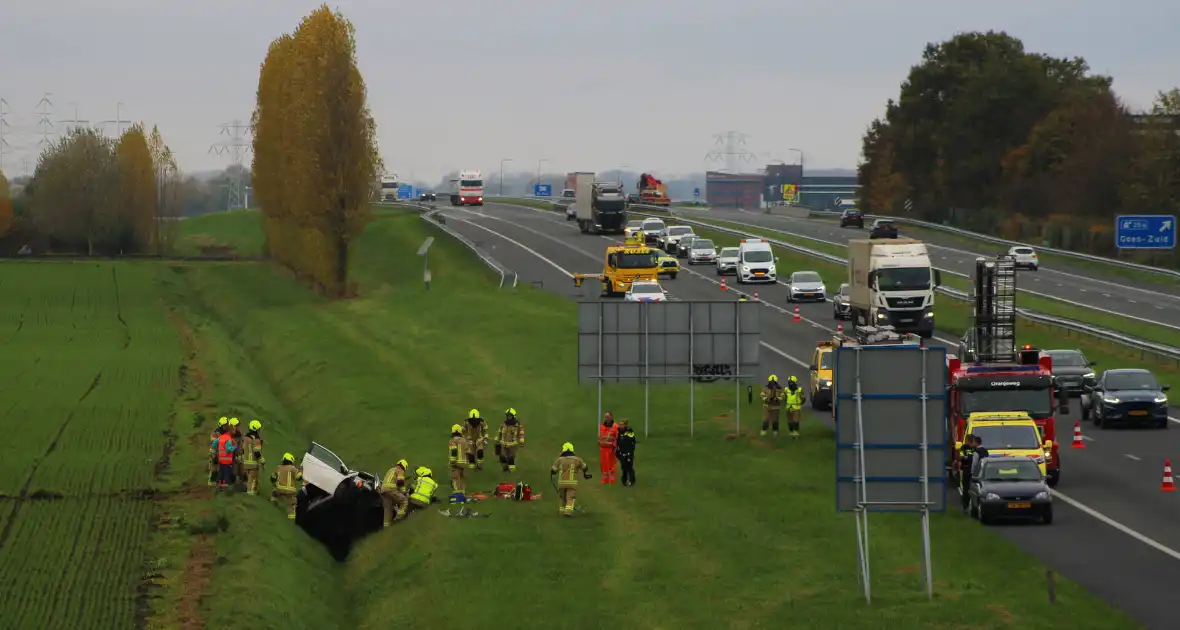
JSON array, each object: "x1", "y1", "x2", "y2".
[{"x1": 736, "y1": 238, "x2": 777, "y2": 284}]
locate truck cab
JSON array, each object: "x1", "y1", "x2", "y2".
[
  {"x1": 572, "y1": 234, "x2": 660, "y2": 296},
  {"x1": 452, "y1": 170, "x2": 484, "y2": 206},
  {"x1": 847, "y1": 238, "x2": 940, "y2": 338}
]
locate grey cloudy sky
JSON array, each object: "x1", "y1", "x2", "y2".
[{"x1": 1, "y1": 1, "x2": 1176, "y2": 182}]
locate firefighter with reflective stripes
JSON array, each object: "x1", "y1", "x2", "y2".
[
  {"x1": 207, "y1": 417, "x2": 228, "y2": 487},
  {"x1": 784, "y1": 376, "x2": 806, "y2": 438},
  {"x1": 270, "y1": 453, "x2": 302, "y2": 519},
  {"x1": 760, "y1": 375, "x2": 783, "y2": 437},
  {"x1": 495, "y1": 408, "x2": 525, "y2": 472},
  {"x1": 551, "y1": 442, "x2": 591, "y2": 516},
  {"x1": 449, "y1": 425, "x2": 471, "y2": 493},
  {"x1": 597, "y1": 412, "x2": 619, "y2": 484},
  {"x1": 240, "y1": 420, "x2": 266, "y2": 495},
  {"x1": 462, "y1": 409, "x2": 489, "y2": 471},
  {"x1": 228, "y1": 417, "x2": 244, "y2": 484},
  {"x1": 381, "y1": 459, "x2": 410, "y2": 526},
  {"x1": 409, "y1": 467, "x2": 439, "y2": 511}
]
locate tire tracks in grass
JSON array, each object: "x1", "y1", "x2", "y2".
[{"x1": 112, "y1": 266, "x2": 131, "y2": 349}]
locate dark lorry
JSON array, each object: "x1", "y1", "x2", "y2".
[{"x1": 589, "y1": 182, "x2": 628, "y2": 234}]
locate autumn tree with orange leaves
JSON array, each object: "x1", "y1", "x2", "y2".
[
  {"x1": 252, "y1": 5, "x2": 381, "y2": 297},
  {"x1": 0, "y1": 171, "x2": 13, "y2": 238}
]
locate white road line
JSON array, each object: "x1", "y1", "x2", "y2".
[
  {"x1": 1051, "y1": 490, "x2": 1180, "y2": 563},
  {"x1": 1126, "y1": 454, "x2": 1142, "y2": 461},
  {"x1": 444, "y1": 213, "x2": 574, "y2": 277}
]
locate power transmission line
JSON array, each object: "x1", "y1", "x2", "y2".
[
  {"x1": 35, "y1": 93, "x2": 54, "y2": 149},
  {"x1": 57, "y1": 102, "x2": 90, "y2": 134},
  {"x1": 209, "y1": 119, "x2": 253, "y2": 210},
  {"x1": 0, "y1": 98, "x2": 12, "y2": 175},
  {"x1": 704, "y1": 131, "x2": 757, "y2": 173},
  {"x1": 97, "y1": 102, "x2": 130, "y2": 137}
]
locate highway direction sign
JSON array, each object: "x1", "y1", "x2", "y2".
[
  {"x1": 534, "y1": 184, "x2": 552, "y2": 197},
  {"x1": 1116, "y1": 215, "x2": 1175, "y2": 249},
  {"x1": 397, "y1": 183, "x2": 413, "y2": 199},
  {"x1": 694, "y1": 187, "x2": 701, "y2": 198}
]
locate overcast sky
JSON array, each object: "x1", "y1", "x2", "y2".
[{"x1": 1, "y1": 1, "x2": 1176, "y2": 182}]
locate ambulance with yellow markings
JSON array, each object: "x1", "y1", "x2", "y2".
[
  {"x1": 955, "y1": 411, "x2": 1053, "y2": 479},
  {"x1": 573, "y1": 233, "x2": 661, "y2": 297}
]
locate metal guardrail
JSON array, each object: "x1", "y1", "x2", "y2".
[
  {"x1": 621, "y1": 209, "x2": 1180, "y2": 364},
  {"x1": 804, "y1": 209, "x2": 1180, "y2": 279},
  {"x1": 412, "y1": 203, "x2": 518, "y2": 288}
]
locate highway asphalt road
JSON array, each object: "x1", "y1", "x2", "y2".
[
  {"x1": 437, "y1": 200, "x2": 1180, "y2": 629},
  {"x1": 675, "y1": 206, "x2": 1180, "y2": 330}
]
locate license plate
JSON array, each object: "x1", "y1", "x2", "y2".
[
  {"x1": 900, "y1": 318, "x2": 914, "y2": 323},
  {"x1": 1129, "y1": 410, "x2": 1148, "y2": 416},
  {"x1": 754, "y1": 272, "x2": 765, "y2": 276},
  {"x1": 803, "y1": 293, "x2": 814, "y2": 297},
  {"x1": 1007, "y1": 502, "x2": 1031, "y2": 509}
]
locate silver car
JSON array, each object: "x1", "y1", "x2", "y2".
[
  {"x1": 661, "y1": 226, "x2": 695, "y2": 253},
  {"x1": 786, "y1": 270, "x2": 827, "y2": 303},
  {"x1": 688, "y1": 239, "x2": 717, "y2": 265},
  {"x1": 716, "y1": 246, "x2": 740, "y2": 276},
  {"x1": 832, "y1": 282, "x2": 852, "y2": 319},
  {"x1": 1007, "y1": 246, "x2": 1039, "y2": 271}
]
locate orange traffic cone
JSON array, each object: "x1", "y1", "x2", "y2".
[
  {"x1": 1071, "y1": 421, "x2": 1086, "y2": 449},
  {"x1": 792, "y1": 305, "x2": 801, "y2": 323},
  {"x1": 1162, "y1": 460, "x2": 1177, "y2": 492},
  {"x1": 753, "y1": 292, "x2": 759, "y2": 301},
  {"x1": 719, "y1": 278, "x2": 727, "y2": 291}
]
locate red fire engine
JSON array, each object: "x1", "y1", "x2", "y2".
[{"x1": 947, "y1": 256, "x2": 1069, "y2": 486}]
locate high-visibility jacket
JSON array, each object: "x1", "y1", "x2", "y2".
[
  {"x1": 410, "y1": 476, "x2": 439, "y2": 504},
  {"x1": 551, "y1": 455, "x2": 589, "y2": 488},
  {"x1": 784, "y1": 387, "x2": 804, "y2": 411},
  {"x1": 598, "y1": 423, "x2": 619, "y2": 450},
  {"x1": 272, "y1": 464, "x2": 302, "y2": 492},
  {"x1": 497, "y1": 421, "x2": 524, "y2": 447},
  {"x1": 463, "y1": 418, "x2": 488, "y2": 447},
  {"x1": 241, "y1": 433, "x2": 263, "y2": 467},
  {"x1": 449, "y1": 436, "x2": 471, "y2": 467},
  {"x1": 216, "y1": 433, "x2": 236, "y2": 465},
  {"x1": 383, "y1": 465, "x2": 407, "y2": 490},
  {"x1": 761, "y1": 384, "x2": 783, "y2": 410}
]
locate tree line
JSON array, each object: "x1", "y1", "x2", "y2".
[
  {"x1": 858, "y1": 31, "x2": 1180, "y2": 262},
  {"x1": 0, "y1": 125, "x2": 181, "y2": 256},
  {"x1": 252, "y1": 4, "x2": 380, "y2": 298}
]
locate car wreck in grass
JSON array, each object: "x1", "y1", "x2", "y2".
[{"x1": 295, "y1": 442, "x2": 385, "y2": 560}]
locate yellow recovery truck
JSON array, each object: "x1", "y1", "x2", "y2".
[{"x1": 573, "y1": 233, "x2": 661, "y2": 297}]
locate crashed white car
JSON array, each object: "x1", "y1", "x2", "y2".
[{"x1": 297, "y1": 442, "x2": 385, "y2": 557}]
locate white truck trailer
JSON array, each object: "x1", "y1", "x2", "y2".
[{"x1": 847, "y1": 238, "x2": 941, "y2": 338}]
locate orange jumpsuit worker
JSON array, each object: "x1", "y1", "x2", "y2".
[
  {"x1": 449, "y1": 424, "x2": 472, "y2": 493},
  {"x1": 598, "y1": 412, "x2": 620, "y2": 484},
  {"x1": 214, "y1": 429, "x2": 237, "y2": 490},
  {"x1": 495, "y1": 409, "x2": 525, "y2": 473},
  {"x1": 550, "y1": 442, "x2": 591, "y2": 516},
  {"x1": 208, "y1": 417, "x2": 228, "y2": 486}
]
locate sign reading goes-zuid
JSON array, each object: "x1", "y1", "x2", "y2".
[{"x1": 576, "y1": 300, "x2": 761, "y2": 385}]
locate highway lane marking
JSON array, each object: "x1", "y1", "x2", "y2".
[
  {"x1": 442, "y1": 213, "x2": 574, "y2": 278},
  {"x1": 1126, "y1": 454, "x2": 1142, "y2": 461},
  {"x1": 1051, "y1": 490, "x2": 1180, "y2": 563}
]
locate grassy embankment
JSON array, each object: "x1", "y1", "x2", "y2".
[
  {"x1": 809, "y1": 213, "x2": 1180, "y2": 289},
  {"x1": 685, "y1": 217, "x2": 1180, "y2": 352},
  {"x1": 136, "y1": 208, "x2": 1141, "y2": 629}
]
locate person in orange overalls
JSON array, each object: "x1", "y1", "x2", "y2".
[
  {"x1": 597, "y1": 412, "x2": 620, "y2": 484},
  {"x1": 214, "y1": 429, "x2": 237, "y2": 490}
]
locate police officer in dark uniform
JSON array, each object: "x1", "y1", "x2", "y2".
[{"x1": 616, "y1": 419, "x2": 638, "y2": 487}]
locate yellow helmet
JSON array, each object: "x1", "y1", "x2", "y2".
[
  {"x1": 249, "y1": 420, "x2": 262, "y2": 431},
  {"x1": 451, "y1": 424, "x2": 463, "y2": 434},
  {"x1": 282, "y1": 452, "x2": 295, "y2": 463},
  {"x1": 420, "y1": 467, "x2": 433, "y2": 477},
  {"x1": 468, "y1": 409, "x2": 480, "y2": 419},
  {"x1": 217, "y1": 417, "x2": 228, "y2": 427},
  {"x1": 768, "y1": 375, "x2": 778, "y2": 382},
  {"x1": 229, "y1": 417, "x2": 239, "y2": 427},
  {"x1": 562, "y1": 442, "x2": 574, "y2": 452},
  {"x1": 788, "y1": 375, "x2": 798, "y2": 384},
  {"x1": 506, "y1": 408, "x2": 517, "y2": 417},
  {"x1": 415, "y1": 466, "x2": 427, "y2": 476},
  {"x1": 397, "y1": 459, "x2": 408, "y2": 469}
]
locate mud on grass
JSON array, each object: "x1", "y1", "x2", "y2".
[{"x1": 150, "y1": 211, "x2": 1138, "y2": 629}]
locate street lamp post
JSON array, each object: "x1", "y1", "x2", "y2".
[{"x1": 500, "y1": 158, "x2": 514, "y2": 195}]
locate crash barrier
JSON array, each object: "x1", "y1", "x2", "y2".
[
  {"x1": 804, "y1": 209, "x2": 1180, "y2": 280},
  {"x1": 412, "y1": 203, "x2": 518, "y2": 288},
  {"x1": 621, "y1": 209, "x2": 1180, "y2": 366}
]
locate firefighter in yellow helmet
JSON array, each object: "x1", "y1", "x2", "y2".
[
  {"x1": 208, "y1": 417, "x2": 229, "y2": 487},
  {"x1": 550, "y1": 442, "x2": 591, "y2": 516},
  {"x1": 381, "y1": 459, "x2": 410, "y2": 526},
  {"x1": 240, "y1": 420, "x2": 266, "y2": 495},
  {"x1": 228, "y1": 417, "x2": 244, "y2": 485},
  {"x1": 495, "y1": 408, "x2": 526, "y2": 473},
  {"x1": 408, "y1": 467, "x2": 439, "y2": 512},
  {"x1": 760, "y1": 375, "x2": 784, "y2": 437},
  {"x1": 269, "y1": 453, "x2": 303, "y2": 520},
  {"x1": 448, "y1": 424, "x2": 471, "y2": 493},
  {"x1": 462, "y1": 409, "x2": 489, "y2": 471},
  {"x1": 784, "y1": 375, "x2": 806, "y2": 438}
]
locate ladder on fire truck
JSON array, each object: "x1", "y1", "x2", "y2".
[{"x1": 971, "y1": 256, "x2": 1017, "y2": 363}]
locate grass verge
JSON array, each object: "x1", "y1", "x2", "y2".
[
  {"x1": 684, "y1": 217, "x2": 1180, "y2": 350},
  {"x1": 145, "y1": 210, "x2": 1137, "y2": 629}
]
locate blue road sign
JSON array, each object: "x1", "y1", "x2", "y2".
[
  {"x1": 397, "y1": 183, "x2": 413, "y2": 199},
  {"x1": 534, "y1": 184, "x2": 552, "y2": 197},
  {"x1": 1116, "y1": 215, "x2": 1176, "y2": 249},
  {"x1": 694, "y1": 187, "x2": 701, "y2": 198}
]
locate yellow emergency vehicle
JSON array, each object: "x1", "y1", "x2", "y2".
[
  {"x1": 809, "y1": 340, "x2": 835, "y2": 410},
  {"x1": 573, "y1": 233, "x2": 660, "y2": 297},
  {"x1": 957, "y1": 412, "x2": 1053, "y2": 477},
  {"x1": 656, "y1": 255, "x2": 680, "y2": 280}
]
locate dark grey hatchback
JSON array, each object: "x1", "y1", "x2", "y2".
[
  {"x1": 1045, "y1": 349, "x2": 1097, "y2": 396},
  {"x1": 969, "y1": 456, "x2": 1053, "y2": 525},
  {"x1": 1082, "y1": 368, "x2": 1170, "y2": 428}
]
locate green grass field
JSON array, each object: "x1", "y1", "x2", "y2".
[
  {"x1": 0, "y1": 209, "x2": 1148, "y2": 629},
  {"x1": 685, "y1": 217, "x2": 1180, "y2": 351}
]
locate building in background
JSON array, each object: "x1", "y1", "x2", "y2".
[
  {"x1": 705, "y1": 171, "x2": 763, "y2": 208},
  {"x1": 797, "y1": 175, "x2": 859, "y2": 210}
]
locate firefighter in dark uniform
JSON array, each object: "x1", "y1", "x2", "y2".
[
  {"x1": 616, "y1": 419, "x2": 637, "y2": 487},
  {"x1": 959, "y1": 434, "x2": 977, "y2": 513}
]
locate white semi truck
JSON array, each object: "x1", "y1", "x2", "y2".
[
  {"x1": 450, "y1": 170, "x2": 484, "y2": 206},
  {"x1": 379, "y1": 174, "x2": 399, "y2": 201},
  {"x1": 847, "y1": 238, "x2": 941, "y2": 339}
]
